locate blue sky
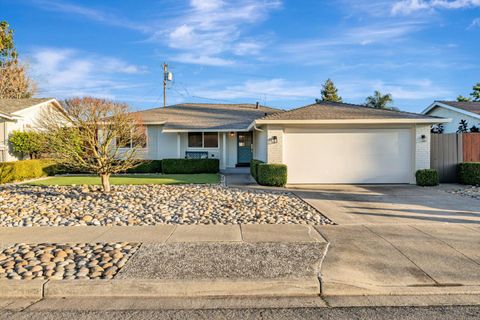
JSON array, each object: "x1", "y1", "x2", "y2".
[{"x1": 2, "y1": 0, "x2": 479, "y2": 112}]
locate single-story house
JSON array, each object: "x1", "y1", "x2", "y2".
[
  {"x1": 131, "y1": 101, "x2": 449, "y2": 184},
  {"x1": 0, "y1": 98, "x2": 62, "y2": 162},
  {"x1": 422, "y1": 101, "x2": 480, "y2": 133}
]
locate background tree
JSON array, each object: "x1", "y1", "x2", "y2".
[
  {"x1": 316, "y1": 79, "x2": 342, "y2": 103},
  {"x1": 365, "y1": 90, "x2": 394, "y2": 109},
  {"x1": 39, "y1": 97, "x2": 147, "y2": 192},
  {"x1": 471, "y1": 83, "x2": 480, "y2": 102},
  {"x1": 470, "y1": 125, "x2": 480, "y2": 133},
  {"x1": 8, "y1": 130, "x2": 47, "y2": 159},
  {"x1": 457, "y1": 95, "x2": 471, "y2": 102},
  {"x1": 0, "y1": 21, "x2": 36, "y2": 98},
  {"x1": 457, "y1": 119, "x2": 469, "y2": 133}
]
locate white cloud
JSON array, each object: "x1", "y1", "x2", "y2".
[
  {"x1": 468, "y1": 17, "x2": 480, "y2": 28},
  {"x1": 191, "y1": 78, "x2": 319, "y2": 100},
  {"x1": 152, "y1": 0, "x2": 281, "y2": 66},
  {"x1": 29, "y1": 48, "x2": 147, "y2": 98},
  {"x1": 30, "y1": 0, "x2": 150, "y2": 32},
  {"x1": 392, "y1": 0, "x2": 480, "y2": 15}
]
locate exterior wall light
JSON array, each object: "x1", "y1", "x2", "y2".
[
  {"x1": 229, "y1": 132, "x2": 235, "y2": 137},
  {"x1": 269, "y1": 136, "x2": 278, "y2": 144}
]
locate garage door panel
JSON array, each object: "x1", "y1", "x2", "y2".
[{"x1": 284, "y1": 129, "x2": 412, "y2": 184}]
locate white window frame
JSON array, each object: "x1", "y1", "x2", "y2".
[{"x1": 187, "y1": 132, "x2": 219, "y2": 149}]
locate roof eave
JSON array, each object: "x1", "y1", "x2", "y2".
[
  {"x1": 161, "y1": 128, "x2": 249, "y2": 133},
  {"x1": 254, "y1": 118, "x2": 451, "y2": 125},
  {"x1": 422, "y1": 101, "x2": 480, "y2": 120}
]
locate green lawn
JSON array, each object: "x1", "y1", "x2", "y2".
[{"x1": 26, "y1": 174, "x2": 220, "y2": 186}]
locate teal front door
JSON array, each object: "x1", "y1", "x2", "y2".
[{"x1": 237, "y1": 132, "x2": 253, "y2": 166}]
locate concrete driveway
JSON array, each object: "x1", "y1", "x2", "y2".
[{"x1": 292, "y1": 184, "x2": 480, "y2": 225}]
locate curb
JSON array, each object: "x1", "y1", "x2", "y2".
[
  {"x1": 322, "y1": 281, "x2": 480, "y2": 296},
  {"x1": 0, "y1": 280, "x2": 46, "y2": 298},
  {"x1": 0, "y1": 277, "x2": 320, "y2": 299}
]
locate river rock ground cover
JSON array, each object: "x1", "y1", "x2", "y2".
[
  {"x1": 0, "y1": 185, "x2": 333, "y2": 226},
  {"x1": 0, "y1": 242, "x2": 139, "y2": 280},
  {"x1": 447, "y1": 186, "x2": 480, "y2": 200}
]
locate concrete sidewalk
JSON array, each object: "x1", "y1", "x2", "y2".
[
  {"x1": 0, "y1": 224, "x2": 328, "y2": 300},
  {"x1": 316, "y1": 223, "x2": 480, "y2": 296}
]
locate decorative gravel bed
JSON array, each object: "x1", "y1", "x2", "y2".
[
  {"x1": 0, "y1": 242, "x2": 139, "y2": 280},
  {"x1": 447, "y1": 186, "x2": 480, "y2": 200},
  {"x1": 0, "y1": 184, "x2": 333, "y2": 226}
]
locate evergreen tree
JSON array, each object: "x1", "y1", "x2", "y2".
[
  {"x1": 457, "y1": 95, "x2": 472, "y2": 102},
  {"x1": 471, "y1": 83, "x2": 480, "y2": 102},
  {"x1": 316, "y1": 79, "x2": 342, "y2": 103}
]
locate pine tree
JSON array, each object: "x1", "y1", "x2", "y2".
[
  {"x1": 471, "y1": 83, "x2": 480, "y2": 102},
  {"x1": 316, "y1": 79, "x2": 342, "y2": 103}
]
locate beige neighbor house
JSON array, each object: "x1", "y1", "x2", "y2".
[
  {"x1": 422, "y1": 101, "x2": 480, "y2": 133},
  {"x1": 130, "y1": 101, "x2": 449, "y2": 184},
  {"x1": 0, "y1": 98, "x2": 62, "y2": 162}
]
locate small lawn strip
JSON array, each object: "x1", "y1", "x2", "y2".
[{"x1": 26, "y1": 174, "x2": 220, "y2": 186}]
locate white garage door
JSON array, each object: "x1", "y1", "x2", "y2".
[{"x1": 284, "y1": 128, "x2": 413, "y2": 184}]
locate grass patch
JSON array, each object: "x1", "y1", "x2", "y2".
[{"x1": 26, "y1": 174, "x2": 220, "y2": 186}]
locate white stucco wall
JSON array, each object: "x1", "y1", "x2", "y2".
[{"x1": 427, "y1": 107, "x2": 480, "y2": 133}]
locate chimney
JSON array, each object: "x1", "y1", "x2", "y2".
[{"x1": 255, "y1": 101, "x2": 259, "y2": 109}]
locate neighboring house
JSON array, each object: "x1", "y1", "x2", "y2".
[
  {"x1": 130, "y1": 101, "x2": 448, "y2": 184},
  {"x1": 422, "y1": 101, "x2": 480, "y2": 133},
  {"x1": 0, "y1": 98, "x2": 62, "y2": 162}
]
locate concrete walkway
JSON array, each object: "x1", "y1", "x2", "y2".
[
  {"x1": 293, "y1": 184, "x2": 480, "y2": 225},
  {"x1": 316, "y1": 223, "x2": 480, "y2": 296}
]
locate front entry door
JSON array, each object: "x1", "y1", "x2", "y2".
[{"x1": 237, "y1": 132, "x2": 253, "y2": 166}]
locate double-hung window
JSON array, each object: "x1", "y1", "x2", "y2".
[{"x1": 188, "y1": 132, "x2": 218, "y2": 148}]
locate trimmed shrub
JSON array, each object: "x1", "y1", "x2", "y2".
[
  {"x1": 0, "y1": 159, "x2": 57, "y2": 184},
  {"x1": 250, "y1": 159, "x2": 264, "y2": 180},
  {"x1": 126, "y1": 160, "x2": 163, "y2": 173},
  {"x1": 162, "y1": 159, "x2": 219, "y2": 174},
  {"x1": 415, "y1": 169, "x2": 439, "y2": 186},
  {"x1": 458, "y1": 162, "x2": 480, "y2": 185},
  {"x1": 257, "y1": 163, "x2": 287, "y2": 187}
]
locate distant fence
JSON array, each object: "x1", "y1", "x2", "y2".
[{"x1": 431, "y1": 133, "x2": 480, "y2": 182}]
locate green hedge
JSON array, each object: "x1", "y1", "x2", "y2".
[
  {"x1": 458, "y1": 162, "x2": 480, "y2": 185},
  {"x1": 257, "y1": 163, "x2": 287, "y2": 187},
  {"x1": 0, "y1": 159, "x2": 57, "y2": 184},
  {"x1": 162, "y1": 159, "x2": 219, "y2": 174},
  {"x1": 126, "y1": 160, "x2": 163, "y2": 173},
  {"x1": 415, "y1": 169, "x2": 439, "y2": 186},
  {"x1": 250, "y1": 159, "x2": 264, "y2": 180}
]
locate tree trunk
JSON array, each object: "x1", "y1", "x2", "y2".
[{"x1": 101, "y1": 174, "x2": 111, "y2": 192}]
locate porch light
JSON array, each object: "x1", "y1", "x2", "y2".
[
  {"x1": 269, "y1": 136, "x2": 278, "y2": 144},
  {"x1": 229, "y1": 132, "x2": 235, "y2": 137}
]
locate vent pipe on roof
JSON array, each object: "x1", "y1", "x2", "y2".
[{"x1": 255, "y1": 101, "x2": 259, "y2": 109}]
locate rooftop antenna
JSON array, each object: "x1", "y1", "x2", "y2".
[{"x1": 163, "y1": 62, "x2": 173, "y2": 107}]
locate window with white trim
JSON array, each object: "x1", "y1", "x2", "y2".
[{"x1": 188, "y1": 132, "x2": 218, "y2": 148}]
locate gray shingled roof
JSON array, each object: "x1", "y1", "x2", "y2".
[
  {"x1": 132, "y1": 103, "x2": 283, "y2": 130},
  {"x1": 0, "y1": 98, "x2": 54, "y2": 116},
  {"x1": 260, "y1": 101, "x2": 440, "y2": 121},
  {"x1": 437, "y1": 101, "x2": 480, "y2": 115}
]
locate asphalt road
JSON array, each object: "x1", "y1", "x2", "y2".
[{"x1": 1, "y1": 306, "x2": 480, "y2": 320}]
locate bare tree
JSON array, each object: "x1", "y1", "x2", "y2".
[
  {"x1": 39, "y1": 97, "x2": 147, "y2": 192},
  {"x1": 0, "y1": 60, "x2": 37, "y2": 98}
]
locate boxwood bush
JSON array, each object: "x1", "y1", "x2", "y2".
[
  {"x1": 415, "y1": 169, "x2": 439, "y2": 186},
  {"x1": 257, "y1": 163, "x2": 287, "y2": 187},
  {"x1": 458, "y1": 162, "x2": 480, "y2": 185},
  {"x1": 162, "y1": 158, "x2": 219, "y2": 174},
  {"x1": 0, "y1": 159, "x2": 57, "y2": 184},
  {"x1": 250, "y1": 159, "x2": 264, "y2": 180},
  {"x1": 126, "y1": 160, "x2": 163, "y2": 173}
]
